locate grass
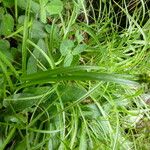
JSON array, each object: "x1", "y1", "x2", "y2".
[{"x1": 0, "y1": 0, "x2": 150, "y2": 149}]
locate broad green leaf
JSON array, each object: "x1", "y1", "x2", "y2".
[
  {"x1": 45, "y1": 24, "x2": 60, "y2": 39},
  {"x1": 60, "y1": 40, "x2": 74, "y2": 56},
  {"x1": 64, "y1": 53, "x2": 73, "y2": 67},
  {"x1": 23, "y1": 86, "x2": 51, "y2": 95},
  {"x1": 0, "y1": 39, "x2": 13, "y2": 60},
  {"x1": 17, "y1": 0, "x2": 40, "y2": 14},
  {"x1": 2, "y1": 0, "x2": 14, "y2": 7},
  {"x1": 71, "y1": 55, "x2": 80, "y2": 66},
  {"x1": 18, "y1": 15, "x2": 25, "y2": 24},
  {"x1": 72, "y1": 44, "x2": 86, "y2": 55},
  {"x1": 3, "y1": 86, "x2": 50, "y2": 111},
  {"x1": 75, "y1": 30, "x2": 84, "y2": 43},
  {"x1": 46, "y1": 84, "x2": 86, "y2": 104},
  {"x1": 45, "y1": 24, "x2": 61, "y2": 49},
  {"x1": 27, "y1": 39, "x2": 47, "y2": 74},
  {"x1": 0, "y1": 7, "x2": 4, "y2": 18},
  {"x1": 3, "y1": 93, "x2": 40, "y2": 111},
  {"x1": 45, "y1": 24, "x2": 51, "y2": 33},
  {"x1": 37, "y1": 39, "x2": 48, "y2": 64},
  {"x1": 27, "y1": 52, "x2": 39, "y2": 75},
  {"x1": 0, "y1": 50, "x2": 19, "y2": 78},
  {"x1": 17, "y1": 0, "x2": 26, "y2": 10},
  {"x1": 46, "y1": 0, "x2": 63, "y2": 15},
  {"x1": 27, "y1": 39, "x2": 53, "y2": 68},
  {"x1": 30, "y1": 20, "x2": 47, "y2": 39},
  {"x1": 0, "y1": 59, "x2": 14, "y2": 91},
  {"x1": 14, "y1": 139, "x2": 26, "y2": 150},
  {"x1": 30, "y1": 0, "x2": 40, "y2": 13},
  {"x1": 10, "y1": 47, "x2": 20, "y2": 61},
  {"x1": 82, "y1": 104, "x2": 101, "y2": 119},
  {"x1": 58, "y1": 84, "x2": 87, "y2": 103},
  {"x1": 4, "y1": 113, "x2": 27, "y2": 123},
  {"x1": 0, "y1": 14, "x2": 14, "y2": 36},
  {"x1": 27, "y1": 38, "x2": 48, "y2": 74},
  {"x1": 0, "y1": 39, "x2": 10, "y2": 50}
]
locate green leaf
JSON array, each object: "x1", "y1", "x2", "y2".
[
  {"x1": 21, "y1": 71, "x2": 139, "y2": 87},
  {"x1": 17, "y1": 0, "x2": 40, "y2": 14},
  {"x1": 27, "y1": 39, "x2": 47, "y2": 74},
  {"x1": 23, "y1": 86, "x2": 51, "y2": 94},
  {"x1": 17, "y1": 0, "x2": 26, "y2": 10},
  {"x1": 64, "y1": 53, "x2": 73, "y2": 67},
  {"x1": 14, "y1": 139, "x2": 26, "y2": 150},
  {"x1": 0, "y1": 59, "x2": 14, "y2": 91},
  {"x1": 0, "y1": 39, "x2": 10, "y2": 50},
  {"x1": 72, "y1": 44, "x2": 86, "y2": 55},
  {"x1": 79, "y1": 123, "x2": 87, "y2": 150},
  {"x1": 40, "y1": 9, "x2": 46, "y2": 24},
  {"x1": 45, "y1": 24, "x2": 61, "y2": 49},
  {"x1": 0, "y1": 50, "x2": 19, "y2": 78},
  {"x1": 18, "y1": 15, "x2": 25, "y2": 24},
  {"x1": 39, "y1": 0, "x2": 48, "y2": 23},
  {"x1": 30, "y1": 0, "x2": 40, "y2": 13},
  {"x1": 60, "y1": 40, "x2": 74, "y2": 56},
  {"x1": 46, "y1": 0, "x2": 63, "y2": 15},
  {"x1": 82, "y1": 104, "x2": 101, "y2": 119},
  {"x1": 30, "y1": 20, "x2": 47, "y2": 39},
  {"x1": 75, "y1": 30, "x2": 84, "y2": 43},
  {"x1": 4, "y1": 113, "x2": 27, "y2": 123},
  {"x1": 27, "y1": 52, "x2": 38, "y2": 75},
  {"x1": 71, "y1": 55, "x2": 80, "y2": 66},
  {"x1": 2, "y1": 0, "x2": 14, "y2": 7},
  {"x1": 37, "y1": 39, "x2": 48, "y2": 62},
  {"x1": 3, "y1": 86, "x2": 50, "y2": 111},
  {"x1": 58, "y1": 84, "x2": 87, "y2": 103},
  {"x1": 0, "y1": 14, "x2": 14, "y2": 36},
  {"x1": 0, "y1": 39, "x2": 13, "y2": 60},
  {"x1": 0, "y1": 127, "x2": 16, "y2": 150},
  {"x1": 22, "y1": 66, "x2": 100, "y2": 81},
  {"x1": 0, "y1": 7, "x2": 4, "y2": 18},
  {"x1": 3, "y1": 93, "x2": 40, "y2": 111}
]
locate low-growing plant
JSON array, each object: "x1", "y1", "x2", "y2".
[{"x1": 0, "y1": 0, "x2": 150, "y2": 149}]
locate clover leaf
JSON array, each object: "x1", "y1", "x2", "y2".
[
  {"x1": 60, "y1": 40, "x2": 86, "y2": 67},
  {"x1": 0, "y1": 14, "x2": 14, "y2": 36},
  {"x1": 72, "y1": 44, "x2": 86, "y2": 55},
  {"x1": 46, "y1": 0, "x2": 63, "y2": 15},
  {"x1": 60, "y1": 40, "x2": 74, "y2": 56}
]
